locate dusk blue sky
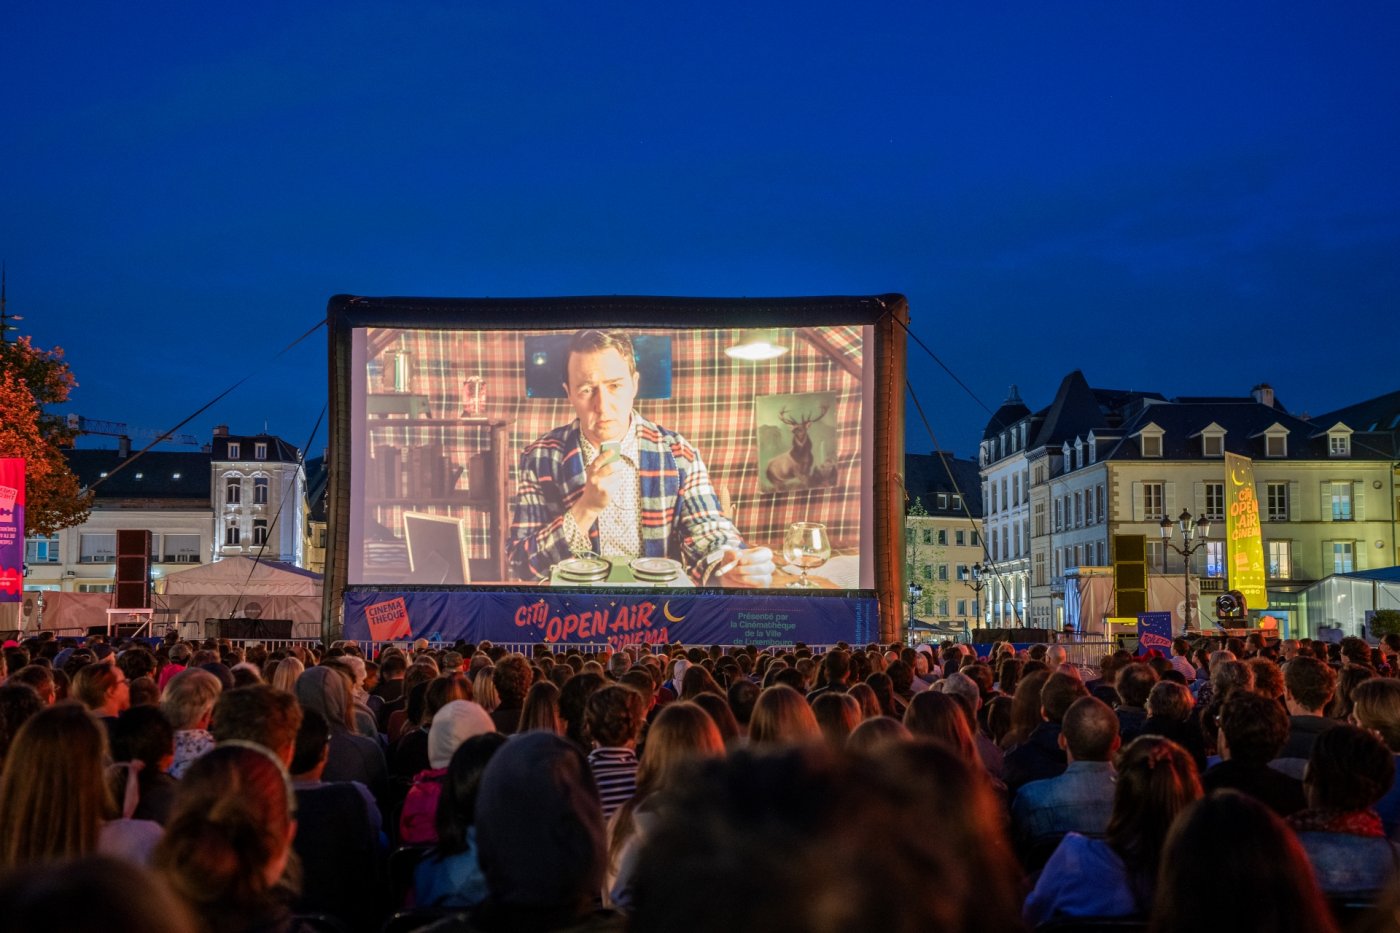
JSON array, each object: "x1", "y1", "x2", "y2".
[{"x1": 5, "y1": 2, "x2": 1399, "y2": 462}]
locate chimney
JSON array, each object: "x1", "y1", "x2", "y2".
[
  {"x1": 212, "y1": 425, "x2": 229, "y2": 438},
  {"x1": 118, "y1": 435, "x2": 131, "y2": 458},
  {"x1": 1251, "y1": 384, "x2": 1275, "y2": 408}
]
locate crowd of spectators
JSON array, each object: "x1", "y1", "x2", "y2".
[{"x1": 4, "y1": 629, "x2": 1400, "y2": 931}]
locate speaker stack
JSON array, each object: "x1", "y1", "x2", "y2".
[
  {"x1": 114, "y1": 529, "x2": 152, "y2": 610},
  {"x1": 1112, "y1": 534, "x2": 1147, "y2": 619}
]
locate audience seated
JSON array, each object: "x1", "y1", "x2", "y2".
[
  {"x1": 294, "y1": 667, "x2": 388, "y2": 803},
  {"x1": 1024, "y1": 736, "x2": 1201, "y2": 926},
  {"x1": 401, "y1": 699, "x2": 495, "y2": 845},
  {"x1": 154, "y1": 743, "x2": 300, "y2": 933},
  {"x1": 1204, "y1": 690, "x2": 1305, "y2": 817},
  {"x1": 1004, "y1": 671, "x2": 1088, "y2": 793},
  {"x1": 1351, "y1": 677, "x2": 1400, "y2": 836},
  {"x1": 289, "y1": 709, "x2": 384, "y2": 930},
  {"x1": 160, "y1": 668, "x2": 222, "y2": 778},
  {"x1": 585, "y1": 685, "x2": 647, "y2": 820},
  {"x1": 1113, "y1": 662, "x2": 1159, "y2": 744},
  {"x1": 412, "y1": 732, "x2": 509, "y2": 910},
  {"x1": 1151, "y1": 791, "x2": 1339, "y2": 933},
  {"x1": 0, "y1": 855, "x2": 196, "y2": 933},
  {"x1": 1274, "y1": 656, "x2": 1339, "y2": 779},
  {"x1": 1012, "y1": 695, "x2": 1120, "y2": 867},
  {"x1": 1288, "y1": 724, "x2": 1399, "y2": 895}
]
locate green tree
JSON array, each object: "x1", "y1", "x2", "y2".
[{"x1": 0, "y1": 337, "x2": 92, "y2": 535}]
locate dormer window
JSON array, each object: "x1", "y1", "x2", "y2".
[
  {"x1": 1074, "y1": 439, "x2": 1084, "y2": 470},
  {"x1": 1197, "y1": 423, "x2": 1227, "y2": 459},
  {"x1": 1266, "y1": 434, "x2": 1286, "y2": 457},
  {"x1": 1326, "y1": 424, "x2": 1352, "y2": 458},
  {"x1": 255, "y1": 442, "x2": 268, "y2": 460},
  {"x1": 1087, "y1": 434, "x2": 1097, "y2": 465},
  {"x1": 1138, "y1": 424, "x2": 1164, "y2": 458},
  {"x1": 228, "y1": 442, "x2": 241, "y2": 459}
]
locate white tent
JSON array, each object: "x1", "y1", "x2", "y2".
[{"x1": 162, "y1": 556, "x2": 322, "y2": 597}]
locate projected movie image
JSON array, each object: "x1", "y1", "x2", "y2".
[{"x1": 349, "y1": 324, "x2": 870, "y2": 591}]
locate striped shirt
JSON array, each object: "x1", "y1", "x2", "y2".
[{"x1": 587, "y1": 746, "x2": 639, "y2": 819}]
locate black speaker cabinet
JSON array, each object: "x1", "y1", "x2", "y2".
[{"x1": 114, "y1": 529, "x2": 152, "y2": 610}]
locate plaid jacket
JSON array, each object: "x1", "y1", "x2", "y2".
[{"x1": 508, "y1": 415, "x2": 743, "y2": 582}]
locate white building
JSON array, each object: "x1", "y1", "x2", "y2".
[{"x1": 210, "y1": 427, "x2": 305, "y2": 566}]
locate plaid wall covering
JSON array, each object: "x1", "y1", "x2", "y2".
[{"x1": 363, "y1": 325, "x2": 866, "y2": 579}]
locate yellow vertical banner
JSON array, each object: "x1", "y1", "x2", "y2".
[{"x1": 1224, "y1": 453, "x2": 1268, "y2": 611}]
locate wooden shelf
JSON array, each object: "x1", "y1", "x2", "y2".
[
  {"x1": 370, "y1": 496, "x2": 492, "y2": 509},
  {"x1": 368, "y1": 418, "x2": 509, "y2": 428}
]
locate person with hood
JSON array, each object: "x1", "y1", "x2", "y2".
[
  {"x1": 400, "y1": 700, "x2": 496, "y2": 845},
  {"x1": 471, "y1": 732, "x2": 622, "y2": 932},
  {"x1": 295, "y1": 665, "x2": 388, "y2": 806}
]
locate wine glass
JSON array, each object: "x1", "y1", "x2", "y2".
[{"x1": 783, "y1": 522, "x2": 831, "y2": 588}]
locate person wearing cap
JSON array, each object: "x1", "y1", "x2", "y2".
[
  {"x1": 400, "y1": 700, "x2": 496, "y2": 845},
  {"x1": 508, "y1": 329, "x2": 773, "y2": 588}
]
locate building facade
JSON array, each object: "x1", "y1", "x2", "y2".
[
  {"x1": 210, "y1": 427, "x2": 305, "y2": 566},
  {"x1": 981, "y1": 375, "x2": 1398, "y2": 637},
  {"x1": 904, "y1": 453, "x2": 985, "y2": 635}
]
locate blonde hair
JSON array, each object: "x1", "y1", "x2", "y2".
[
  {"x1": 748, "y1": 685, "x2": 821, "y2": 747},
  {"x1": 473, "y1": 667, "x2": 500, "y2": 713},
  {"x1": 160, "y1": 668, "x2": 223, "y2": 731},
  {"x1": 1353, "y1": 678, "x2": 1400, "y2": 752},
  {"x1": 269, "y1": 656, "x2": 304, "y2": 694}
]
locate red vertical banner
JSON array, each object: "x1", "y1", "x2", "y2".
[{"x1": 0, "y1": 459, "x2": 25, "y2": 602}]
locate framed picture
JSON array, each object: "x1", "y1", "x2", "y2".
[{"x1": 756, "y1": 391, "x2": 839, "y2": 494}]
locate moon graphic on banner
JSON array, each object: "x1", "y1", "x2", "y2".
[
  {"x1": 662, "y1": 601, "x2": 686, "y2": 623},
  {"x1": 1230, "y1": 465, "x2": 1249, "y2": 487}
]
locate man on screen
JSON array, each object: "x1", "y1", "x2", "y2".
[{"x1": 508, "y1": 329, "x2": 774, "y2": 587}]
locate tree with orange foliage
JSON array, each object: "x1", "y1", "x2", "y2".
[{"x1": 0, "y1": 338, "x2": 92, "y2": 536}]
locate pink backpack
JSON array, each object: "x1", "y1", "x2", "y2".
[{"x1": 398, "y1": 767, "x2": 447, "y2": 845}]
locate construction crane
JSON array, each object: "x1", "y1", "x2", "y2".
[{"x1": 65, "y1": 415, "x2": 202, "y2": 453}]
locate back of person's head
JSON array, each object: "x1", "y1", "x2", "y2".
[
  {"x1": 268, "y1": 656, "x2": 304, "y2": 694},
  {"x1": 1219, "y1": 690, "x2": 1290, "y2": 766},
  {"x1": 1062, "y1": 696, "x2": 1121, "y2": 762},
  {"x1": 690, "y1": 692, "x2": 741, "y2": 746},
  {"x1": 0, "y1": 683, "x2": 44, "y2": 762},
  {"x1": 821, "y1": 649, "x2": 851, "y2": 684},
  {"x1": 725, "y1": 678, "x2": 758, "y2": 728},
  {"x1": 628, "y1": 741, "x2": 1022, "y2": 933},
  {"x1": 290, "y1": 708, "x2": 331, "y2": 776},
  {"x1": 585, "y1": 684, "x2": 645, "y2": 748},
  {"x1": 812, "y1": 692, "x2": 861, "y2": 751},
  {"x1": 680, "y1": 664, "x2": 723, "y2": 701},
  {"x1": 293, "y1": 666, "x2": 352, "y2": 731},
  {"x1": 473, "y1": 732, "x2": 605, "y2": 918},
  {"x1": 0, "y1": 855, "x2": 196, "y2": 933},
  {"x1": 1245, "y1": 657, "x2": 1284, "y2": 700},
  {"x1": 111, "y1": 705, "x2": 174, "y2": 769},
  {"x1": 1115, "y1": 662, "x2": 1159, "y2": 708},
  {"x1": 492, "y1": 654, "x2": 533, "y2": 707},
  {"x1": 846, "y1": 715, "x2": 912, "y2": 754},
  {"x1": 0, "y1": 702, "x2": 111, "y2": 869},
  {"x1": 154, "y1": 743, "x2": 297, "y2": 916},
  {"x1": 748, "y1": 684, "x2": 821, "y2": 746},
  {"x1": 1284, "y1": 656, "x2": 1336, "y2": 713},
  {"x1": 1145, "y1": 681, "x2": 1193, "y2": 723},
  {"x1": 519, "y1": 679, "x2": 563, "y2": 734},
  {"x1": 845, "y1": 682, "x2": 881, "y2": 721},
  {"x1": 557, "y1": 671, "x2": 604, "y2": 747},
  {"x1": 435, "y1": 732, "x2": 509, "y2": 855},
  {"x1": 422, "y1": 672, "x2": 473, "y2": 726},
  {"x1": 160, "y1": 668, "x2": 223, "y2": 733},
  {"x1": 1353, "y1": 678, "x2": 1400, "y2": 752},
  {"x1": 1150, "y1": 791, "x2": 1338, "y2": 933},
  {"x1": 902, "y1": 691, "x2": 977, "y2": 761},
  {"x1": 634, "y1": 701, "x2": 725, "y2": 803},
  {"x1": 71, "y1": 662, "x2": 120, "y2": 711},
  {"x1": 1305, "y1": 723, "x2": 1394, "y2": 812},
  {"x1": 1106, "y1": 736, "x2": 1202, "y2": 907},
  {"x1": 1041, "y1": 671, "x2": 1089, "y2": 725},
  {"x1": 886, "y1": 659, "x2": 913, "y2": 694},
  {"x1": 996, "y1": 657, "x2": 1023, "y2": 696},
  {"x1": 428, "y1": 699, "x2": 496, "y2": 769},
  {"x1": 210, "y1": 684, "x2": 303, "y2": 765},
  {"x1": 1210, "y1": 659, "x2": 1254, "y2": 700},
  {"x1": 937, "y1": 671, "x2": 980, "y2": 713}
]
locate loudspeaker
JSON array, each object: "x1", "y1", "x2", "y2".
[
  {"x1": 217, "y1": 619, "x2": 293, "y2": 639},
  {"x1": 1112, "y1": 534, "x2": 1147, "y2": 619},
  {"x1": 114, "y1": 530, "x2": 152, "y2": 610}
]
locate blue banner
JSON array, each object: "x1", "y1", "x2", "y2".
[
  {"x1": 1137, "y1": 611, "x2": 1173, "y2": 655},
  {"x1": 342, "y1": 588, "x2": 879, "y2": 648}
]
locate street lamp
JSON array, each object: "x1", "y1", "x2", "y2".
[
  {"x1": 968, "y1": 561, "x2": 986, "y2": 633},
  {"x1": 1160, "y1": 509, "x2": 1212, "y2": 633},
  {"x1": 908, "y1": 581, "x2": 923, "y2": 641}
]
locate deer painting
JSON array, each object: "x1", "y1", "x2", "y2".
[{"x1": 765, "y1": 403, "x2": 832, "y2": 490}]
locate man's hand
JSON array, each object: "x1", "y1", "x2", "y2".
[
  {"x1": 713, "y1": 546, "x2": 775, "y2": 588},
  {"x1": 570, "y1": 449, "x2": 625, "y2": 527}
]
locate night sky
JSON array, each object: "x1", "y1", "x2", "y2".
[{"x1": 4, "y1": 2, "x2": 1399, "y2": 461}]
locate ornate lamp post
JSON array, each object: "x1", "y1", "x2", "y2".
[
  {"x1": 908, "y1": 580, "x2": 923, "y2": 642},
  {"x1": 968, "y1": 561, "x2": 986, "y2": 632},
  {"x1": 1160, "y1": 509, "x2": 1212, "y2": 633}
]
